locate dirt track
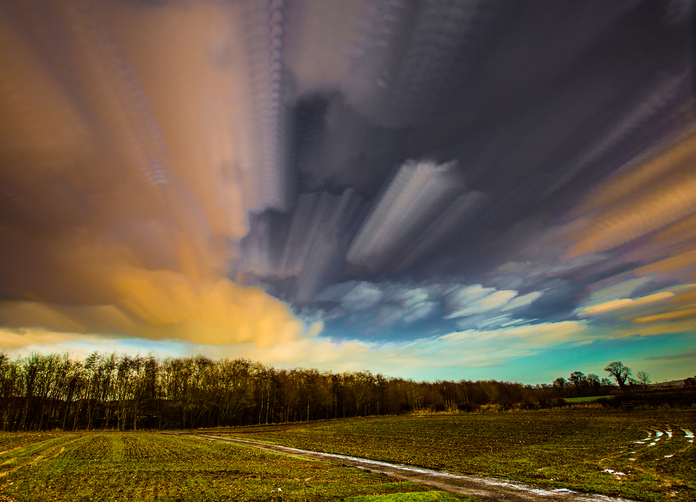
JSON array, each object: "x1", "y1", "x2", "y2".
[{"x1": 189, "y1": 433, "x2": 635, "y2": 502}]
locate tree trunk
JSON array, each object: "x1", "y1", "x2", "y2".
[{"x1": 72, "y1": 401, "x2": 82, "y2": 430}]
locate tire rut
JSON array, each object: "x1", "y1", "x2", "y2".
[{"x1": 187, "y1": 433, "x2": 635, "y2": 502}]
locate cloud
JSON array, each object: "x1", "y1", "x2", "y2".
[
  {"x1": 634, "y1": 308, "x2": 696, "y2": 323},
  {"x1": 0, "y1": 273, "x2": 305, "y2": 348},
  {"x1": 402, "y1": 302, "x2": 436, "y2": 324},
  {"x1": 502, "y1": 291, "x2": 543, "y2": 311},
  {"x1": 454, "y1": 314, "x2": 515, "y2": 330},
  {"x1": 577, "y1": 291, "x2": 675, "y2": 317},
  {"x1": 1, "y1": 1, "x2": 695, "y2": 384},
  {"x1": 564, "y1": 127, "x2": 696, "y2": 260},
  {"x1": 444, "y1": 285, "x2": 518, "y2": 319},
  {"x1": 314, "y1": 280, "x2": 440, "y2": 330},
  {"x1": 312, "y1": 278, "x2": 549, "y2": 339},
  {"x1": 442, "y1": 320, "x2": 590, "y2": 348},
  {"x1": 0, "y1": 1, "x2": 319, "y2": 349},
  {"x1": 0, "y1": 327, "x2": 94, "y2": 350},
  {"x1": 389, "y1": 191, "x2": 489, "y2": 272},
  {"x1": 571, "y1": 281, "x2": 696, "y2": 331},
  {"x1": 0, "y1": 319, "x2": 591, "y2": 381},
  {"x1": 583, "y1": 276, "x2": 656, "y2": 305},
  {"x1": 341, "y1": 282, "x2": 384, "y2": 311},
  {"x1": 346, "y1": 159, "x2": 464, "y2": 273},
  {"x1": 646, "y1": 350, "x2": 696, "y2": 361}
]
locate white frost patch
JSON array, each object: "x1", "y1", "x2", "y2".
[
  {"x1": 473, "y1": 479, "x2": 631, "y2": 500},
  {"x1": 648, "y1": 431, "x2": 663, "y2": 447},
  {"x1": 629, "y1": 458, "x2": 636, "y2": 461},
  {"x1": 634, "y1": 432, "x2": 651, "y2": 443},
  {"x1": 683, "y1": 429, "x2": 694, "y2": 439},
  {"x1": 666, "y1": 430, "x2": 672, "y2": 439},
  {"x1": 664, "y1": 454, "x2": 674, "y2": 458},
  {"x1": 603, "y1": 469, "x2": 626, "y2": 477}
]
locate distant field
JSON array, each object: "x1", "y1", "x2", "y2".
[
  {"x1": 563, "y1": 395, "x2": 612, "y2": 403},
  {"x1": 212, "y1": 411, "x2": 696, "y2": 502},
  {"x1": 0, "y1": 431, "x2": 467, "y2": 501}
]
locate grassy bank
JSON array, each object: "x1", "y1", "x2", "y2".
[{"x1": 212, "y1": 410, "x2": 696, "y2": 502}]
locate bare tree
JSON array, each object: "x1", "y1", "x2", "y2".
[
  {"x1": 404, "y1": 379, "x2": 423, "y2": 411},
  {"x1": 604, "y1": 361, "x2": 631, "y2": 390},
  {"x1": 636, "y1": 371, "x2": 650, "y2": 389},
  {"x1": 0, "y1": 351, "x2": 680, "y2": 431}
]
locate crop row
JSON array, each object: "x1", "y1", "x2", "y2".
[
  {"x1": 0, "y1": 432, "x2": 442, "y2": 501},
  {"x1": 0, "y1": 433, "x2": 57, "y2": 453}
]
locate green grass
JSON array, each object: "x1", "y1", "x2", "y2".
[
  {"x1": 345, "y1": 491, "x2": 473, "y2": 501},
  {"x1": 0, "y1": 431, "x2": 471, "y2": 501},
  {"x1": 563, "y1": 395, "x2": 612, "y2": 403},
  {"x1": 211, "y1": 410, "x2": 696, "y2": 502}
]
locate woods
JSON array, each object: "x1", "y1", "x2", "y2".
[{"x1": 0, "y1": 352, "x2": 673, "y2": 432}]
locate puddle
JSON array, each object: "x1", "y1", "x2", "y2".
[{"x1": 199, "y1": 434, "x2": 636, "y2": 501}]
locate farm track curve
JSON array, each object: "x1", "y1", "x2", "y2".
[{"x1": 183, "y1": 432, "x2": 635, "y2": 502}]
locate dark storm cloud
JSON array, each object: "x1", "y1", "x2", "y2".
[{"x1": 242, "y1": 0, "x2": 696, "y2": 308}]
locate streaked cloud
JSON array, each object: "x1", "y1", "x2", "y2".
[
  {"x1": 445, "y1": 286, "x2": 518, "y2": 319},
  {"x1": 346, "y1": 159, "x2": 464, "y2": 273},
  {"x1": 0, "y1": 0, "x2": 695, "y2": 382},
  {"x1": 577, "y1": 291, "x2": 675, "y2": 317},
  {"x1": 646, "y1": 350, "x2": 696, "y2": 361},
  {"x1": 502, "y1": 292, "x2": 544, "y2": 312}
]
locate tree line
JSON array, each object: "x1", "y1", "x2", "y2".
[
  {"x1": 0, "y1": 352, "x2": 655, "y2": 432},
  {"x1": 550, "y1": 361, "x2": 651, "y2": 397}
]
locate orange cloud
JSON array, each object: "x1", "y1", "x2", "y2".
[
  {"x1": 0, "y1": 1, "x2": 308, "y2": 349},
  {"x1": 578, "y1": 291, "x2": 675, "y2": 316},
  {"x1": 635, "y1": 308, "x2": 696, "y2": 323},
  {"x1": 564, "y1": 128, "x2": 696, "y2": 259},
  {"x1": 0, "y1": 272, "x2": 305, "y2": 348}
]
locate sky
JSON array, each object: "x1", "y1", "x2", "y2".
[{"x1": 0, "y1": 0, "x2": 695, "y2": 384}]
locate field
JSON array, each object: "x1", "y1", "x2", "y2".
[
  {"x1": 212, "y1": 410, "x2": 696, "y2": 502},
  {"x1": 1, "y1": 411, "x2": 693, "y2": 502},
  {"x1": 563, "y1": 395, "x2": 612, "y2": 403},
  {"x1": 0, "y1": 431, "x2": 467, "y2": 501}
]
